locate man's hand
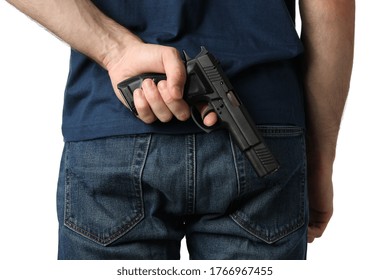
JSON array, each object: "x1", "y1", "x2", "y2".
[
  {"x1": 106, "y1": 42, "x2": 219, "y2": 125},
  {"x1": 106, "y1": 42, "x2": 190, "y2": 124},
  {"x1": 306, "y1": 153, "x2": 334, "y2": 243}
]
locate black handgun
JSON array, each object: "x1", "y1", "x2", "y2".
[{"x1": 117, "y1": 47, "x2": 279, "y2": 177}]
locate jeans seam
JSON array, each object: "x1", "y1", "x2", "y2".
[
  {"x1": 228, "y1": 132, "x2": 242, "y2": 196},
  {"x1": 186, "y1": 134, "x2": 196, "y2": 215},
  {"x1": 132, "y1": 134, "x2": 151, "y2": 230},
  {"x1": 63, "y1": 142, "x2": 70, "y2": 230}
]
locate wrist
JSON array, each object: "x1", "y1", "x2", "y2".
[
  {"x1": 306, "y1": 135, "x2": 337, "y2": 172},
  {"x1": 99, "y1": 24, "x2": 142, "y2": 71}
]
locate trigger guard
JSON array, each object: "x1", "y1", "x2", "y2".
[{"x1": 190, "y1": 106, "x2": 218, "y2": 133}]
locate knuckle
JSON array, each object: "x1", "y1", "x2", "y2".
[
  {"x1": 161, "y1": 93, "x2": 175, "y2": 105},
  {"x1": 143, "y1": 84, "x2": 161, "y2": 103},
  {"x1": 142, "y1": 78, "x2": 155, "y2": 91},
  {"x1": 172, "y1": 71, "x2": 186, "y2": 85},
  {"x1": 158, "y1": 81, "x2": 176, "y2": 105},
  {"x1": 164, "y1": 46, "x2": 180, "y2": 57},
  {"x1": 136, "y1": 102, "x2": 148, "y2": 112}
]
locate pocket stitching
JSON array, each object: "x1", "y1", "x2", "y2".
[{"x1": 230, "y1": 197, "x2": 305, "y2": 244}]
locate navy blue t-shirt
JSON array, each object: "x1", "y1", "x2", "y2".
[{"x1": 62, "y1": 0, "x2": 305, "y2": 141}]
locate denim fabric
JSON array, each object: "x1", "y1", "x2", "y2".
[{"x1": 57, "y1": 126, "x2": 308, "y2": 260}]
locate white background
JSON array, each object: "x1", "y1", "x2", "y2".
[{"x1": 0, "y1": 1, "x2": 389, "y2": 279}]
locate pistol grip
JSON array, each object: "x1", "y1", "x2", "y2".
[{"x1": 117, "y1": 73, "x2": 167, "y2": 115}]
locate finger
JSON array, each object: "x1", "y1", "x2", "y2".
[
  {"x1": 307, "y1": 228, "x2": 318, "y2": 243},
  {"x1": 158, "y1": 80, "x2": 190, "y2": 121},
  {"x1": 196, "y1": 103, "x2": 219, "y2": 127},
  {"x1": 307, "y1": 207, "x2": 332, "y2": 243},
  {"x1": 162, "y1": 48, "x2": 186, "y2": 100},
  {"x1": 141, "y1": 78, "x2": 174, "y2": 123},
  {"x1": 203, "y1": 112, "x2": 218, "y2": 127},
  {"x1": 133, "y1": 88, "x2": 157, "y2": 124},
  {"x1": 307, "y1": 222, "x2": 327, "y2": 243}
]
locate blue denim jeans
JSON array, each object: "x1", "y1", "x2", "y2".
[{"x1": 57, "y1": 126, "x2": 308, "y2": 260}]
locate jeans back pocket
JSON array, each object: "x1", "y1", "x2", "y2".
[
  {"x1": 63, "y1": 135, "x2": 150, "y2": 246},
  {"x1": 230, "y1": 126, "x2": 308, "y2": 244}
]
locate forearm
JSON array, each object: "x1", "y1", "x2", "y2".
[
  {"x1": 6, "y1": 0, "x2": 191, "y2": 123},
  {"x1": 6, "y1": 0, "x2": 141, "y2": 69},
  {"x1": 300, "y1": 0, "x2": 355, "y2": 167}
]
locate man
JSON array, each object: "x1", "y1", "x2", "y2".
[{"x1": 6, "y1": 0, "x2": 354, "y2": 259}]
